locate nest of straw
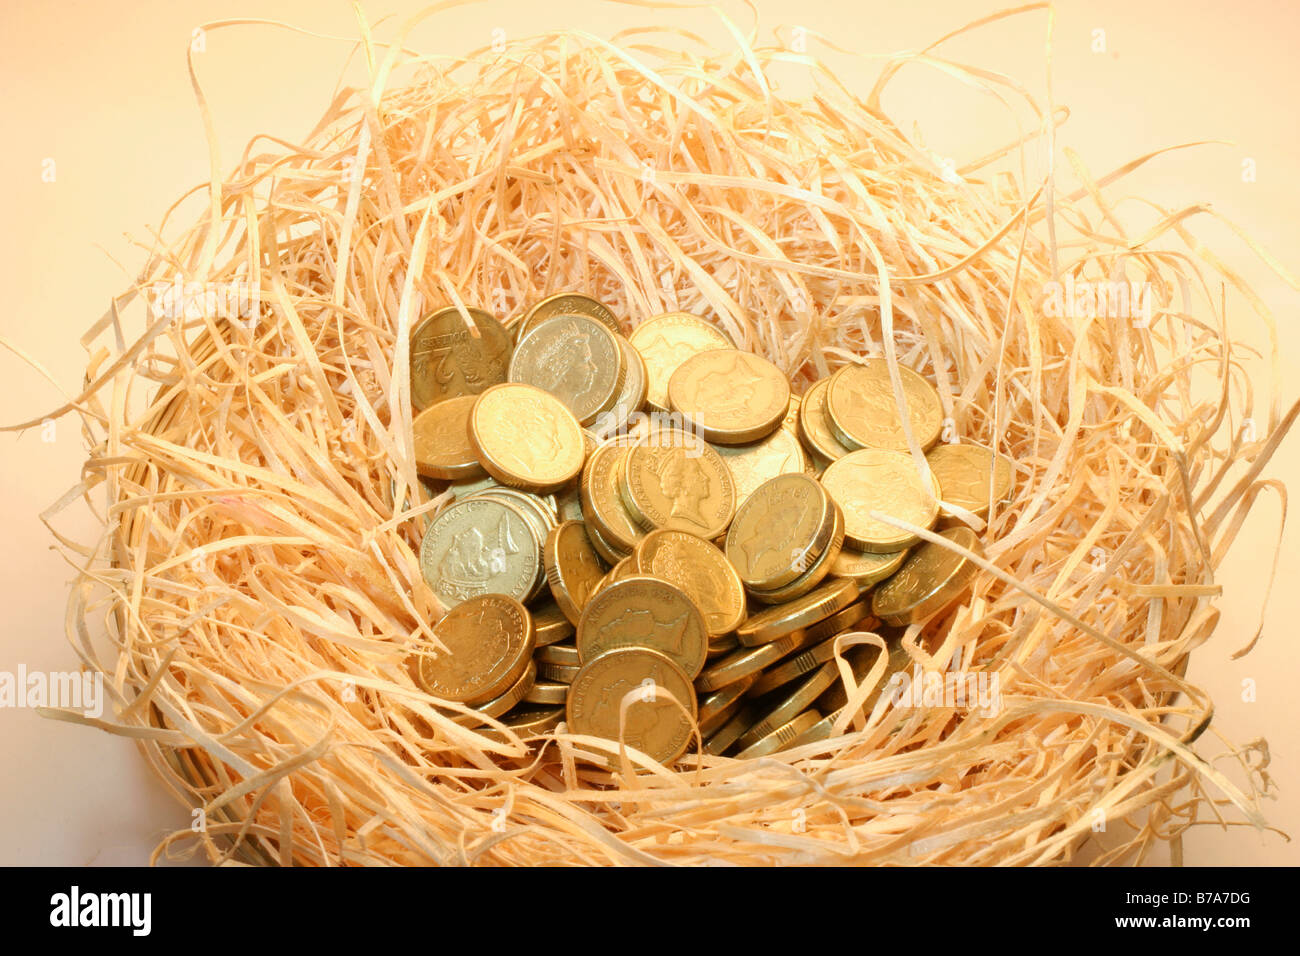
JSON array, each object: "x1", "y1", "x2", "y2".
[{"x1": 35, "y1": 11, "x2": 1295, "y2": 865}]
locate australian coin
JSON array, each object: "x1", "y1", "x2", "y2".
[
  {"x1": 577, "y1": 576, "x2": 708, "y2": 679},
  {"x1": 821, "y1": 448, "x2": 940, "y2": 553},
  {"x1": 410, "y1": 306, "x2": 511, "y2": 412},
  {"x1": 696, "y1": 673, "x2": 758, "y2": 738},
  {"x1": 532, "y1": 600, "x2": 575, "y2": 647},
  {"x1": 628, "y1": 312, "x2": 733, "y2": 411},
  {"x1": 524, "y1": 679, "x2": 569, "y2": 706},
  {"x1": 711, "y1": 423, "x2": 809, "y2": 511},
  {"x1": 469, "y1": 383, "x2": 585, "y2": 493},
  {"x1": 419, "y1": 497, "x2": 540, "y2": 609},
  {"x1": 481, "y1": 704, "x2": 565, "y2": 742},
  {"x1": 414, "y1": 594, "x2": 534, "y2": 706},
  {"x1": 703, "y1": 703, "x2": 759, "y2": 756},
  {"x1": 591, "y1": 338, "x2": 649, "y2": 441},
  {"x1": 538, "y1": 660, "x2": 581, "y2": 683},
  {"x1": 543, "y1": 521, "x2": 607, "y2": 625},
  {"x1": 735, "y1": 710, "x2": 822, "y2": 759},
  {"x1": 872, "y1": 525, "x2": 984, "y2": 626},
  {"x1": 747, "y1": 604, "x2": 873, "y2": 697},
  {"x1": 566, "y1": 647, "x2": 698, "y2": 764},
  {"x1": 737, "y1": 661, "x2": 840, "y2": 750},
  {"x1": 634, "y1": 529, "x2": 746, "y2": 637},
  {"x1": 746, "y1": 503, "x2": 845, "y2": 604},
  {"x1": 667, "y1": 349, "x2": 791, "y2": 444},
  {"x1": 737, "y1": 577, "x2": 859, "y2": 647},
  {"x1": 536, "y1": 643, "x2": 581, "y2": 665},
  {"x1": 467, "y1": 660, "x2": 538, "y2": 720},
  {"x1": 695, "y1": 627, "x2": 818, "y2": 691},
  {"x1": 580, "y1": 439, "x2": 645, "y2": 555},
  {"x1": 825, "y1": 359, "x2": 943, "y2": 452},
  {"x1": 509, "y1": 314, "x2": 626, "y2": 426},
  {"x1": 413, "y1": 395, "x2": 486, "y2": 480},
  {"x1": 926, "y1": 442, "x2": 1014, "y2": 519},
  {"x1": 514, "y1": 292, "x2": 621, "y2": 343},
  {"x1": 725, "y1": 473, "x2": 834, "y2": 592},
  {"x1": 831, "y1": 546, "x2": 909, "y2": 587},
  {"x1": 620, "y1": 429, "x2": 736, "y2": 539},
  {"x1": 797, "y1": 378, "x2": 854, "y2": 462}
]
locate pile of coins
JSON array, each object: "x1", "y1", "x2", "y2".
[{"x1": 406, "y1": 292, "x2": 1012, "y2": 763}]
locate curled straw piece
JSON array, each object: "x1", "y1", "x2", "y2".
[{"x1": 6, "y1": 4, "x2": 1295, "y2": 865}]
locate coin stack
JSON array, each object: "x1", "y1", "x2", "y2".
[{"x1": 406, "y1": 292, "x2": 1013, "y2": 763}]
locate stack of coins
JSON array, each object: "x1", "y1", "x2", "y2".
[{"x1": 406, "y1": 294, "x2": 1013, "y2": 761}]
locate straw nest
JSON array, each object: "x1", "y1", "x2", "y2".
[{"x1": 29, "y1": 8, "x2": 1296, "y2": 865}]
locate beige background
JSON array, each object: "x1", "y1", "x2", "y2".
[{"x1": 1, "y1": 0, "x2": 1296, "y2": 865}]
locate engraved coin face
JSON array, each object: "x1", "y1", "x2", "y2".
[
  {"x1": 621, "y1": 429, "x2": 736, "y2": 539},
  {"x1": 413, "y1": 395, "x2": 486, "y2": 480},
  {"x1": 634, "y1": 530, "x2": 746, "y2": 637},
  {"x1": 509, "y1": 314, "x2": 625, "y2": 426},
  {"x1": 926, "y1": 442, "x2": 1014, "y2": 518},
  {"x1": 468, "y1": 383, "x2": 585, "y2": 492},
  {"x1": 628, "y1": 312, "x2": 733, "y2": 411},
  {"x1": 414, "y1": 594, "x2": 534, "y2": 705},
  {"x1": 566, "y1": 647, "x2": 697, "y2": 764},
  {"x1": 712, "y1": 419, "x2": 808, "y2": 511},
  {"x1": 872, "y1": 525, "x2": 984, "y2": 626},
  {"x1": 409, "y1": 306, "x2": 511, "y2": 412},
  {"x1": 514, "y1": 292, "x2": 621, "y2": 343},
  {"x1": 543, "y1": 520, "x2": 608, "y2": 625},
  {"x1": 820, "y1": 448, "x2": 940, "y2": 552},
  {"x1": 577, "y1": 576, "x2": 708, "y2": 679},
  {"x1": 725, "y1": 473, "x2": 832, "y2": 591},
  {"x1": 797, "y1": 378, "x2": 854, "y2": 462},
  {"x1": 419, "y1": 497, "x2": 541, "y2": 608},
  {"x1": 825, "y1": 359, "x2": 943, "y2": 452},
  {"x1": 667, "y1": 349, "x2": 791, "y2": 444}
]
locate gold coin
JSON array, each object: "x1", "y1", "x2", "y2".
[
  {"x1": 831, "y1": 546, "x2": 909, "y2": 587},
  {"x1": 817, "y1": 641, "x2": 905, "y2": 716},
  {"x1": 447, "y1": 473, "x2": 499, "y2": 501},
  {"x1": 711, "y1": 424, "x2": 809, "y2": 511},
  {"x1": 536, "y1": 643, "x2": 580, "y2": 665},
  {"x1": 620, "y1": 429, "x2": 736, "y2": 538},
  {"x1": 543, "y1": 521, "x2": 607, "y2": 626},
  {"x1": 735, "y1": 710, "x2": 822, "y2": 759},
  {"x1": 667, "y1": 349, "x2": 791, "y2": 444},
  {"x1": 725, "y1": 473, "x2": 834, "y2": 591},
  {"x1": 591, "y1": 337, "x2": 649, "y2": 441},
  {"x1": 577, "y1": 576, "x2": 708, "y2": 679},
  {"x1": 566, "y1": 647, "x2": 698, "y2": 764},
  {"x1": 704, "y1": 703, "x2": 759, "y2": 756},
  {"x1": 537, "y1": 660, "x2": 580, "y2": 683},
  {"x1": 697, "y1": 672, "x2": 758, "y2": 738},
  {"x1": 469, "y1": 383, "x2": 585, "y2": 493},
  {"x1": 872, "y1": 525, "x2": 984, "y2": 626},
  {"x1": 414, "y1": 594, "x2": 534, "y2": 705},
  {"x1": 736, "y1": 577, "x2": 859, "y2": 647},
  {"x1": 796, "y1": 378, "x2": 854, "y2": 462},
  {"x1": 419, "y1": 498, "x2": 540, "y2": 609},
  {"x1": 737, "y1": 662, "x2": 841, "y2": 750},
  {"x1": 524, "y1": 679, "x2": 569, "y2": 706},
  {"x1": 821, "y1": 448, "x2": 940, "y2": 553},
  {"x1": 461, "y1": 486, "x2": 555, "y2": 601},
  {"x1": 412, "y1": 395, "x2": 486, "y2": 481},
  {"x1": 509, "y1": 314, "x2": 626, "y2": 426},
  {"x1": 514, "y1": 292, "x2": 621, "y2": 343},
  {"x1": 627, "y1": 312, "x2": 733, "y2": 411},
  {"x1": 410, "y1": 306, "x2": 511, "y2": 412},
  {"x1": 466, "y1": 659, "x2": 538, "y2": 720},
  {"x1": 787, "y1": 708, "x2": 846, "y2": 750},
  {"x1": 747, "y1": 602, "x2": 874, "y2": 696},
  {"x1": 579, "y1": 440, "x2": 644, "y2": 555},
  {"x1": 825, "y1": 359, "x2": 943, "y2": 452},
  {"x1": 745, "y1": 503, "x2": 845, "y2": 605},
  {"x1": 926, "y1": 442, "x2": 1014, "y2": 519},
  {"x1": 695, "y1": 627, "x2": 818, "y2": 691},
  {"x1": 532, "y1": 600, "x2": 575, "y2": 647},
  {"x1": 634, "y1": 530, "x2": 746, "y2": 637}
]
